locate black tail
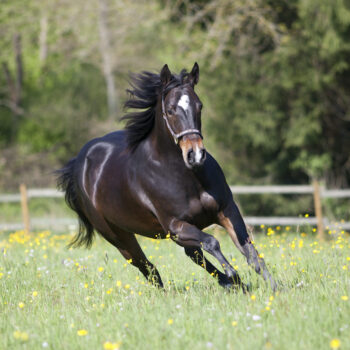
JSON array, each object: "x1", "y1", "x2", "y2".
[{"x1": 56, "y1": 158, "x2": 95, "y2": 248}]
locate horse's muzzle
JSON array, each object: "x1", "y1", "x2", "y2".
[
  {"x1": 179, "y1": 135, "x2": 206, "y2": 169},
  {"x1": 187, "y1": 147, "x2": 206, "y2": 167}
]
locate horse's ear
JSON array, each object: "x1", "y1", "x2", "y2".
[
  {"x1": 160, "y1": 64, "x2": 172, "y2": 86},
  {"x1": 188, "y1": 62, "x2": 199, "y2": 86}
]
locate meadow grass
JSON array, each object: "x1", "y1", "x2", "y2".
[{"x1": 0, "y1": 226, "x2": 349, "y2": 350}]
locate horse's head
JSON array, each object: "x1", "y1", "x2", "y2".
[{"x1": 160, "y1": 63, "x2": 206, "y2": 169}]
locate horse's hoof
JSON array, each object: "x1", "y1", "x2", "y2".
[
  {"x1": 245, "y1": 282, "x2": 252, "y2": 293},
  {"x1": 219, "y1": 280, "x2": 234, "y2": 290}
]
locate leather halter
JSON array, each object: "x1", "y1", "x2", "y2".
[{"x1": 162, "y1": 93, "x2": 203, "y2": 145}]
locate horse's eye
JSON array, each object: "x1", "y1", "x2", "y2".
[{"x1": 167, "y1": 109, "x2": 174, "y2": 115}]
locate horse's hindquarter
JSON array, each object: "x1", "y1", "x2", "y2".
[{"x1": 79, "y1": 132, "x2": 163, "y2": 235}]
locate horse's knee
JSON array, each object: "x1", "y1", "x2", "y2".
[{"x1": 203, "y1": 236, "x2": 220, "y2": 253}]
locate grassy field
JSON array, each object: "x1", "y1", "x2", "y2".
[{"x1": 0, "y1": 226, "x2": 349, "y2": 350}]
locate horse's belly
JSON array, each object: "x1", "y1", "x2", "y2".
[{"x1": 97, "y1": 190, "x2": 164, "y2": 237}]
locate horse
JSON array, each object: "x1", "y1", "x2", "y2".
[{"x1": 57, "y1": 63, "x2": 277, "y2": 292}]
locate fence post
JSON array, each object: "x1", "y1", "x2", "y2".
[
  {"x1": 19, "y1": 184, "x2": 30, "y2": 233},
  {"x1": 312, "y1": 180, "x2": 325, "y2": 240}
]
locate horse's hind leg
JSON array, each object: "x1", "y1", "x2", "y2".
[
  {"x1": 218, "y1": 201, "x2": 277, "y2": 292},
  {"x1": 100, "y1": 225, "x2": 163, "y2": 288},
  {"x1": 85, "y1": 211, "x2": 163, "y2": 287},
  {"x1": 184, "y1": 247, "x2": 234, "y2": 288},
  {"x1": 115, "y1": 234, "x2": 164, "y2": 288}
]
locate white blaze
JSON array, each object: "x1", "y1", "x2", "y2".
[
  {"x1": 194, "y1": 143, "x2": 202, "y2": 163},
  {"x1": 178, "y1": 94, "x2": 190, "y2": 111}
]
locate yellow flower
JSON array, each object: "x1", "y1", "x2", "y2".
[
  {"x1": 103, "y1": 341, "x2": 121, "y2": 350},
  {"x1": 168, "y1": 319, "x2": 173, "y2": 325},
  {"x1": 32, "y1": 291, "x2": 38, "y2": 297},
  {"x1": 251, "y1": 294, "x2": 256, "y2": 301},
  {"x1": 330, "y1": 339, "x2": 341, "y2": 349},
  {"x1": 13, "y1": 331, "x2": 29, "y2": 341},
  {"x1": 259, "y1": 253, "x2": 264, "y2": 258},
  {"x1": 18, "y1": 302, "x2": 25, "y2": 308},
  {"x1": 77, "y1": 329, "x2": 88, "y2": 336},
  {"x1": 116, "y1": 280, "x2": 122, "y2": 287},
  {"x1": 342, "y1": 265, "x2": 348, "y2": 270},
  {"x1": 231, "y1": 321, "x2": 237, "y2": 327},
  {"x1": 341, "y1": 296, "x2": 348, "y2": 301},
  {"x1": 98, "y1": 267, "x2": 104, "y2": 272},
  {"x1": 124, "y1": 284, "x2": 130, "y2": 289}
]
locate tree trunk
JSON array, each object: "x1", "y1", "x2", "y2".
[
  {"x1": 39, "y1": 14, "x2": 48, "y2": 63},
  {"x1": 98, "y1": 0, "x2": 118, "y2": 120},
  {"x1": 14, "y1": 33, "x2": 23, "y2": 107}
]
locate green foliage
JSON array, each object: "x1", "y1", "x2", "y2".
[
  {"x1": 193, "y1": 0, "x2": 350, "y2": 188},
  {"x1": 0, "y1": 0, "x2": 349, "y2": 216},
  {"x1": 18, "y1": 62, "x2": 107, "y2": 161}
]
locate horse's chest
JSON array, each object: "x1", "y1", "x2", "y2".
[{"x1": 188, "y1": 191, "x2": 218, "y2": 216}]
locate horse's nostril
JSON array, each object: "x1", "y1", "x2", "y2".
[
  {"x1": 201, "y1": 149, "x2": 206, "y2": 161},
  {"x1": 187, "y1": 149, "x2": 195, "y2": 164}
]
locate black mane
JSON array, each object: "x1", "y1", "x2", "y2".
[{"x1": 122, "y1": 68, "x2": 189, "y2": 150}]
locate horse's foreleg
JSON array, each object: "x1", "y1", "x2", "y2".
[
  {"x1": 169, "y1": 220, "x2": 246, "y2": 290},
  {"x1": 219, "y1": 202, "x2": 277, "y2": 292},
  {"x1": 184, "y1": 247, "x2": 234, "y2": 288}
]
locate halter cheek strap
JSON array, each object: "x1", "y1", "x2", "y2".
[{"x1": 162, "y1": 94, "x2": 203, "y2": 145}]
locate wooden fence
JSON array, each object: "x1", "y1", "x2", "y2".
[{"x1": 1, "y1": 182, "x2": 350, "y2": 239}]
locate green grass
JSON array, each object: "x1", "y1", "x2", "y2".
[{"x1": 0, "y1": 228, "x2": 349, "y2": 350}]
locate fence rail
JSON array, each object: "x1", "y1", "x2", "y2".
[{"x1": 1, "y1": 184, "x2": 350, "y2": 238}]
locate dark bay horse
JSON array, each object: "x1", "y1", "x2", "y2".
[{"x1": 57, "y1": 63, "x2": 276, "y2": 291}]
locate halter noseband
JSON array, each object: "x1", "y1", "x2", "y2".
[{"x1": 162, "y1": 93, "x2": 203, "y2": 145}]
